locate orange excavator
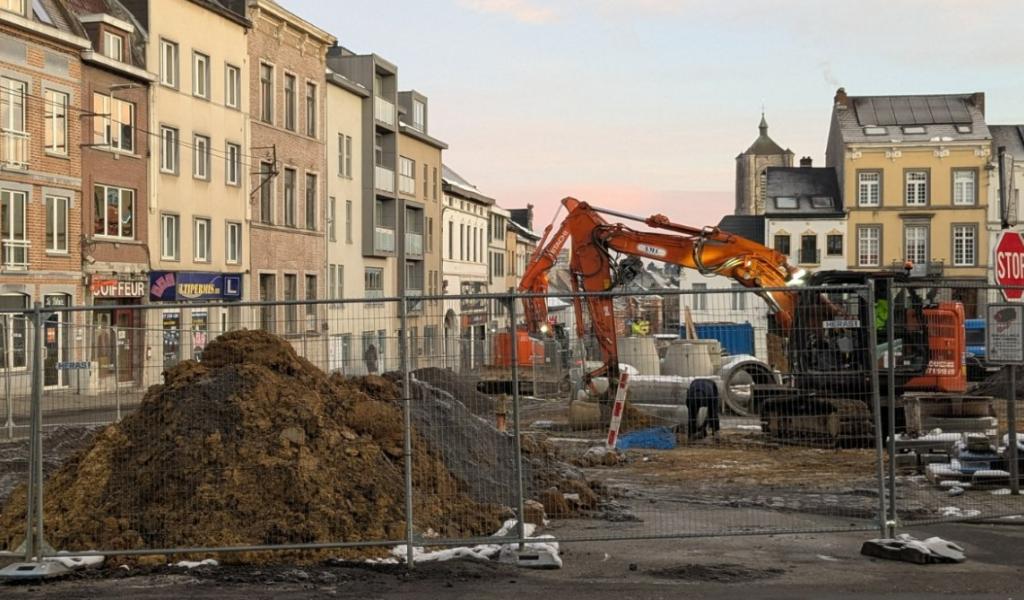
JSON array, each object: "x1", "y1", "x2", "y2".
[{"x1": 518, "y1": 197, "x2": 969, "y2": 445}]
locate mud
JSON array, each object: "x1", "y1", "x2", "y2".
[{"x1": 647, "y1": 563, "x2": 785, "y2": 583}]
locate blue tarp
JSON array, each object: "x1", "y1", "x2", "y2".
[{"x1": 616, "y1": 427, "x2": 677, "y2": 450}]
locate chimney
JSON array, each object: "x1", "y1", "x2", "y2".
[
  {"x1": 800, "y1": 156, "x2": 813, "y2": 168},
  {"x1": 834, "y1": 87, "x2": 848, "y2": 108},
  {"x1": 971, "y1": 92, "x2": 985, "y2": 117}
]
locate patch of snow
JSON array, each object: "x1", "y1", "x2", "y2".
[
  {"x1": 938, "y1": 506, "x2": 981, "y2": 518},
  {"x1": 46, "y1": 553, "x2": 104, "y2": 569},
  {"x1": 973, "y1": 469, "x2": 1010, "y2": 478},
  {"x1": 991, "y1": 488, "x2": 1011, "y2": 496},
  {"x1": 816, "y1": 554, "x2": 840, "y2": 562},
  {"x1": 173, "y1": 559, "x2": 219, "y2": 569},
  {"x1": 736, "y1": 425, "x2": 762, "y2": 432},
  {"x1": 388, "y1": 520, "x2": 560, "y2": 567}
]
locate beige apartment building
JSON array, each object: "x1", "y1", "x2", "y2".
[
  {"x1": 247, "y1": 0, "x2": 333, "y2": 367},
  {"x1": 123, "y1": 0, "x2": 250, "y2": 369},
  {"x1": 826, "y1": 88, "x2": 991, "y2": 315}
]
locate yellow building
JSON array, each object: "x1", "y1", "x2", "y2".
[{"x1": 826, "y1": 89, "x2": 991, "y2": 314}]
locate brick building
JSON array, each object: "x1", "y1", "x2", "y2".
[
  {"x1": 0, "y1": 0, "x2": 89, "y2": 387},
  {"x1": 67, "y1": 0, "x2": 154, "y2": 389},
  {"x1": 248, "y1": 0, "x2": 333, "y2": 365}
]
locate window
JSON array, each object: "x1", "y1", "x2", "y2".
[
  {"x1": 858, "y1": 171, "x2": 880, "y2": 207},
  {"x1": 905, "y1": 170, "x2": 928, "y2": 206},
  {"x1": 92, "y1": 93, "x2": 134, "y2": 152},
  {"x1": 345, "y1": 200, "x2": 353, "y2": 243},
  {"x1": 0, "y1": 294, "x2": 28, "y2": 369},
  {"x1": 902, "y1": 126, "x2": 926, "y2": 135},
  {"x1": 826, "y1": 234, "x2": 843, "y2": 257},
  {"x1": 952, "y1": 225, "x2": 976, "y2": 267},
  {"x1": 0, "y1": 190, "x2": 26, "y2": 268},
  {"x1": 731, "y1": 285, "x2": 746, "y2": 311},
  {"x1": 1, "y1": 78, "x2": 26, "y2": 136},
  {"x1": 432, "y1": 167, "x2": 438, "y2": 200},
  {"x1": 904, "y1": 224, "x2": 928, "y2": 264},
  {"x1": 365, "y1": 267, "x2": 384, "y2": 298},
  {"x1": 412, "y1": 99, "x2": 425, "y2": 131},
  {"x1": 259, "y1": 274, "x2": 276, "y2": 331},
  {"x1": 284, "y1": 73, "x2": 296, "y2": 131},
  {"x1": 338, "y1": 133, "x2": 353, "y2": 177},
  {"x1": 0, "y1": 0, "x2": 24, "y2": 15},
  {"x1": 952, "y1": 169, "x2": 977, "y2": 206},
  {"x1": 774, "y1": 196, "x2": 797, "y2": 209},
  {"x1": 223, "y1": 142, "x2": 241, "y2": 186},
  {"x1": 259, "y1": 63, "x2": 273, "y2": 123},
  {"x1": 399, "y1": 156, "x2": 414, "y2": 194},
  {"x1": 44, "y1": 89, "x2": 67, "y2": 154},
  {"x1": 161, "y1": 214, "x2": 180, "y2": 260},
  {"x1": 305, "y1": 173, "x2": 317, "y2": 231},
  {"x1": 226, "y1": 221, "x2": 241, "y2": 264},
  {"x1": 460, "y1": 223, "x2": 465, "y2": 260},
  {"x1": 160, "y1": 126, "x2": 179, "y2": 173},
  {"x1": 192, "y1": 52, "x2": 210, "y2": 98},
  {"x1": 426, "y1": 216, "x2": 434, "y2": 253},
  {"x1": 225, "y1": 64, "x2": 240, "y2": 109},
  {"x1": 305, "y1": 82, "x2": 317, "y2": 137},
  {"x1": 956, "y1": 125, "x2": 972, "y2": 134},
  {"x1": 423, "y1": 164, "x2": 428, "y2": 197},
  {"x1": 328, "y1": 196, "x2": 337, "y2": 242},
  {"x1": 93, "y1": 185, "x2": 135, "y2": 239},
  {"x1": 103, "y1": 32, "x2": 123, "y2": 61},
  {"x1": 194, "y1": 218, "x2": 211, "y2": 262},
  {"x1": 192, "y1": 135, "x2": 210, "y2": 180},
  {"x1": 811, "y1": 196, "x2": 833, "y2": 209},
  {"x1": 491, "y1": 251, "x2": 505, "y2": 278},
  {"x1": 374, "y1": 133, "x2": 384, "y2": 165},
  {"x1": 283, "y1": 168, "x2": 296, "y2": 227},
  {"x1": 857, "y1": 226, "x2": 881, "y2": 267},
  {"x1": 691, "y1": 283, "x2": 707, "y2": 311},
  {"x1": 45, "y1": 195, "x2": 68, "y2": 253},
  {"x1": 259, "y1": 161, "x2": 273, "y2": 224},
  {"x1": 448, "y1": 222, "x2": 453, "y2": 259},
  {"x1": 799, "y1": 235, "x2": 818, "y2": 264},
  {"x1": 336, "y1": 265, "x2": 345, "y2": 299},
  {"x1": 773, "y1": 234, "x2": 791, "y2": 256},
  {"x1": 863, "y1": 126, "x2": 887, "y2": 135},
  {"x1": 305, "y1": 275, "x2": 317, "y2": 323},
  {"x1": 160, "y1": 39, "x2": 179, "y2": 88}
]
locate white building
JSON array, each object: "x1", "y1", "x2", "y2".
[
  {"x1": 764, "y1": 163, "x2": 847, "y2": 272},
  {"x1": 441, "y1": 166, "x2": 494, "y2": 369}
]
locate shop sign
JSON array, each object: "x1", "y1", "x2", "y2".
[
  {"x1": 149, "y1": 271, "x2": 243, "y2": 302},
  {"x1": 90, "y1": 276, "x2": 146, "y2": 298},
  {"x1": 462, "y1": 313, "x2": 488, "y2": 327},
  {"x1": 43, "y1": 294, "x2": 70, "y2": 307}
]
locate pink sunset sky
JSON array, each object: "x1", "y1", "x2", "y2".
[{"x1": 289, "y1": 0, "x2": 1024, "y2": 233}]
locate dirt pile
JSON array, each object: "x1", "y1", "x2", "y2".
[{"x1": 0, "y1": 330, "x2": 503, "y2": 560}]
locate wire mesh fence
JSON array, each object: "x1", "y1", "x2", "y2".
[{"x1": 0, "y1": 282, "x2": 1020, "y2": 563}]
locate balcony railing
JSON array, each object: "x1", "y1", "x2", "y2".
[
  {"x1": 375, "y1": 165, "x2": 395, "y2": 194},
  {"x1": 374, "y1": 226, "x2": 395, "y2": 253},
  {"x1": 798, "y1": 248, "x2": 820, "y2": 265},
  {"x1": 374, "y1": 96, "x2": 395, "y2": 127},
  {"x1": 1, "y1": 129, "x2": 29, "y2": 169},
  {"x1": 2, "y1": 239, "x2": 29, "y2": 270},
  {"x1": 405, "y1": 232, "x2": 423, "y2": 257},
  {"x1": 399, "y1": 174, "x2": 416, "y2": 196},
  {"x1": 891, "y1": 259, "x2": 944, "y2": 278}
]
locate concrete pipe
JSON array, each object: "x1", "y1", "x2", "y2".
[{"x1": 717, "y1": 354, "x2": 781, "y2": 417}]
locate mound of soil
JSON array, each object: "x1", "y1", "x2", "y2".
[{"x1": 0, "y1": 330, "x2": 503, "y2": 561}]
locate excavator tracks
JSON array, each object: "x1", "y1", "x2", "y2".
[{"x1": 760, "y1": 392, "x2": 875, "y2": 448}]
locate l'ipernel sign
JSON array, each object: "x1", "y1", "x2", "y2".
[{"x1": 986, "y1": 303, "x2": 1024, "y2": 365}]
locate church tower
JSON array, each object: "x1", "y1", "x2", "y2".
[{"x1": 735, "y1": 113, "x2": 794, "y2": 215}]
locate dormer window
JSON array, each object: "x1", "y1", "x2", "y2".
[
  {"x1": 0, "y1": 0, "x2": 24, "y2": 16},
  {"x1": 103, "y1": 32, "x2": 123, "y2": 62},
  {"x1": 811, "y1": 196, "x2": 834, "y2": 209},
  {"x1": 412, "y1": 100, "x2": 425, "y2": 131},
  {"x1": 775, "y1": 197, "x2": 798, "y2": 209},
  {"x1": 956, "y1": 125, "x2": 972, "y2": 134},
  {"x1": 863, "y1": 126, "x2": 887, "y2": 136},
  {"x1": 902, "y1": 126, "x2": 926, "y2": 134}
]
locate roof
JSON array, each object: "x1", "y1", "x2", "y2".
[
  {"x1": 834, "y1": 92, "x2": 990, "y2": 144},
  {"x1": 764, "y1": 167, "x2": 843, "y2": 215},
  {"x1": 508, "y1": 218, "x2": 540, "y2": 241},
  {"x1": 991, "y1": 125, "x2": 1024, "y2": 159},
  {"x1": 740, "y1": 114, "x2": 792, "y2": 156},
  {"x1": 441, "y1": 165, "x2": 495, "y2": 205},
  {"x1": 717, "y1": 215, "x2": 765, "y2": 244}
]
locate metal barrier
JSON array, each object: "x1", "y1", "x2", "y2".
[{"x1": 0, "y1": 283, "x2": 1018, "y2": 564}]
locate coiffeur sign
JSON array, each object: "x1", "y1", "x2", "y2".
[
  {"x1": 90, "y1": 276, "x2": 146, "y2": 298},
  {"x1": 149, "y1": 271, "x2": 243, "y2": 302}
]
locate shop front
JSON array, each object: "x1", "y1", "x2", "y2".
[
  {"x1": 89, "y1": 275, "x2": 147, "y2": 386},
  {"x1": 149, "y1": 271, "x2": 243, "y2": 370}
]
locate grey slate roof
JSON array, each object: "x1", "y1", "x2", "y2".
[
  {"x1": 835, "y1": 93, "x2": 990, "y2": 144},
  {"x1": 717, "y1": 215, "x2": 765, "y2": 244},
  {"x1": 991, "y1": 125, "x2": 1024, "y2": 159},
  {"x1": 764, "y1": 167, "x2": 843, "y2": 215},
  {"x1": 441, "y1": 165, "x2": 495, "y2": 205},
  {"x1": 741, "y1": 115, "x2": 792, "y2": 156}
]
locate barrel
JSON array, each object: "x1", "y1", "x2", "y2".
[{"x1": 616, "y1": 336, "x2": 660, "y2": 375}]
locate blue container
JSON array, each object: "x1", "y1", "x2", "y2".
[{"x1": 681, "y1": 322, "x2": 755, "y2": 356}]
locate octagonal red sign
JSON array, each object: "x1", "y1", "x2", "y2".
[{"x1": 995, "y1": 231, "x2": 1024, "y2": 301}]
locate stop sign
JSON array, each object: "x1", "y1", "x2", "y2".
[{"x1": 995, "y1": 231, "x2": 1024, "y2": 300}]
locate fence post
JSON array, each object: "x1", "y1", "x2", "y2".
[
  {"x1": 113, "y1": 326, "x2": 122, "y2": 422},
  {"x1": 508, "y1": 292, "x2": 527, "y2": 550},
  {"x1": 865, "y1": 281, "x2": 887, "y2": 537},
  {"x1": 399, "y1": 297, "x2": 415, "y2": 569},
  {"x1": 3, "y1": 314, "x2": 11, "y2": 440},
  {"x1": 22, "y1": 304, "x2": 46, "y2": 560},
  {"x1": 886, "y1": 282, "x2": 897, "y2": 537},
  {"x1": 1009, "y1": 366, "x2": 1019, "y2": 495}
]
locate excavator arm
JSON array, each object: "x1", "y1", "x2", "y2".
[{"x1": 518, "y1": 197, "x2": 803, "y2": 387}]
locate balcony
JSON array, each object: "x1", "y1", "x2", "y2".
[
  {"x1": 2, "y1": 239, "x2": 29, "y2": 270},
  {"x1": 374, "y1": 96, "x2": 395, "y2": 127},
  {"x1": 405, "y1": 232, "x2": 423, "y2": 257},
  {"x1": 891, "y1": 259, "x2": 944, "y2": 278},
  {"x1": 1, "y1": 129, "x2": 29, "y2": 169},
  {"x1": 375, "y1": 165, "x2": 395, "y2": 194},
  {"x1": 374, "y1": 226, "x2": 395, "y2": 253},
  {"x1": 399, "y1": 174, "x2": 416, "y2": 196},
  {"x1": 798, "y1": 248, "x2": 820, "y2": 265}
]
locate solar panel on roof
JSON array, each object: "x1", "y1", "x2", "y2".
[
  {"x1": 854, "y1": 99, "x2": 878, "y2": 126},
  {"x1": 909, "y1": 97, "x2": 936, "y2": 125},
  {"x1": 891, "y1": 97, "x2": 914, "y2": 126},
  {"x1": 927, "y1": 96, "x2": 953, "y2": 123},
  {"x1": 947, "y1": 98, "x2": 971, "y2": 124}
]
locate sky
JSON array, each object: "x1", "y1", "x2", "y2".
[{"x1": 287, "y1": 0, "x2": 1024, "y2": 233}]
